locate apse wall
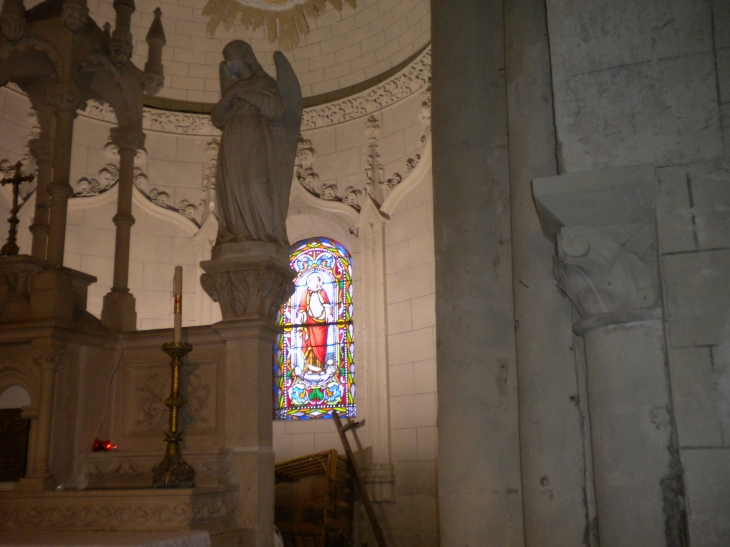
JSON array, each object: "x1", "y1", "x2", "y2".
[{"x1": 0, "y1": 43, "x2": 436, "y2": 547}]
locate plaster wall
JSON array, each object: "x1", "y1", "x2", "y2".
[{"x1": 545, "y1": 0, "x2": 730, "y2": 544}]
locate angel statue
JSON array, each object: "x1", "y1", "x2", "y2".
[{"x1": 211, "y1": 40, "x2": 302, "y2": 245}]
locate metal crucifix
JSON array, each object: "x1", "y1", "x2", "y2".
[{"x1": 0, "y1": 161, "x2": 34, "y2": 257}]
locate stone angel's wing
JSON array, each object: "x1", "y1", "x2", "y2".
[{"x1": 270, "y1": 51, "x2": 303, "y2": 244}]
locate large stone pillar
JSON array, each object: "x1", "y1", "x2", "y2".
[
  {"x1": 201, "y1": 241, "x2": 294, "y2": 547},
  {"x1": 431, "y1": 1, "x2": 524, "y2": 545},
  {"x1": 504, "y1": 0, "x2": 595, "y2": 545},
  {"x1": 534, "y1": 165, "x2": 688, "y2": 547},
  {"x1": 101, "y1": 125, "x2": 145, "y2": 332}
]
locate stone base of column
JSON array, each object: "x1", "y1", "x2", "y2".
[
  {"x1": 16, "y1": 475, "x2": 55, "y2": 491},
  {"x1": 30, "y1": 267, "x2": 96, "y2": 323},
  {"x1": 101, "y1": 289, "x2": 137, "y2": 332}
]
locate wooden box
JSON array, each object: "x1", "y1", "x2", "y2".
[{"x1": 275, "y1": 450, "x2": 354, "y2": 547}]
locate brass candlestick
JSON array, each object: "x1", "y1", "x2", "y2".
[
  {"x1": 152, "y1": 342, "x2": 195, "y2": 488},
  {"x1": 0, "y1": 161, "x2": 34, "y2": 257}
]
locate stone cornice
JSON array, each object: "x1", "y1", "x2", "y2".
[{"x1": 5, "y1": 46, "x2": 431, "y2": 136}]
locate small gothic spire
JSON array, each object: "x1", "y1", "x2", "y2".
[
  {"x1": 143, "y1": 8, "x2": 166, "y2": 96},
  {"x1": 146, "y1": 8, "x2": 166, "y2": 46}
]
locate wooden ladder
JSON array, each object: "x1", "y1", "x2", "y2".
[{"x1": 332, "y1": 411, "x2": 388, "y2": 547}]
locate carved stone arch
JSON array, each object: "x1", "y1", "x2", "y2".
[
  {"x1": 0, "y1": 38, "x2": 59, "y2": 141},
  {"x1": 76, "y1": 52, "x2": 142, "y2": 127},
  {"x1": 0, "y1": 360, "x2": 41, "y2": 411},
  {"x1": 0, "y1": 36, "x2": 62, "y2": 83}
]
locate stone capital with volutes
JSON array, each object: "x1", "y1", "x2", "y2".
[
  {"x1": 554, "y1": 224, "x2": 658, "y2": 323},
  {"x1": 110, "y1": 125, "x2": 146, "y2": 152},
  {"x1": 45, "y1": 83, "x2": 86, "y2": 113},
  {"x1": 31, "y1": 344, "x2": 66, "y2": 372}
]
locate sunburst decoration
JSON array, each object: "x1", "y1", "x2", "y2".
[{"x1": 202, "y1": 0, "x2": 356, "y2": 51}]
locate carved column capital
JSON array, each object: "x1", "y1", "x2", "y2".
[
  {"x1": 554, "y1": 225, "x2": 658, "y2": 319},
  {"x1": 45, "y1": 83, "x2": 85, "y2": 113},
  {"x1": 201, "y1": 264, "x2": 294, "y2": 323},
  {"x1": 31, "y1": 345, "x2": 66, "y2": 372},
  {"x1": 200, "y1": 247, "x2": 295, "y2": 322},
  {"x1": 110, "y1": 125, "x2": 146, "y2": 151}
]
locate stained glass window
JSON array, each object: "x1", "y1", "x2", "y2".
[{"x1": 274, "y1": 237, "x2": 355, "y2": 420}]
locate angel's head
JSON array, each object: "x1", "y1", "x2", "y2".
[{"x1": 222, "y1": 40, "x2": 263, "y2": 80}]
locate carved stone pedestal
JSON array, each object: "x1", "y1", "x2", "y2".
[
  {"x1": 101, "y1": 289, "x2": 138, "y2": 332},
  {"x1": 201, "y1": 241, "x2": 294, "y2": 547}
]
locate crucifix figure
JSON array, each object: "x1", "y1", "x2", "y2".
[{"x1": 0, "y1": 161, "x2": 34, "y2": 257}]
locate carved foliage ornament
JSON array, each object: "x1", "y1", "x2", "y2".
[
  {"x1": 136, "y1": 371, "x2": 210, "y2": 431},
  {"x1": 201, "y1": 266, "x2": 294, "y2": 322},
  {"x1": 31, "y1": 345, "x2": 65, "y2": 372},
  {"x1": 202, "y1": 0, "x2": 356, "y2": 51}
]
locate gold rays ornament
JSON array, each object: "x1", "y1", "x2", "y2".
[{"x1": 202, "y1": 0, "x2": 356, "y2": 51}]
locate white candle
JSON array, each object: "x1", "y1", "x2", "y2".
[{"x1": 173, "y1": 265, "x2": 182, "y2": 344}]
